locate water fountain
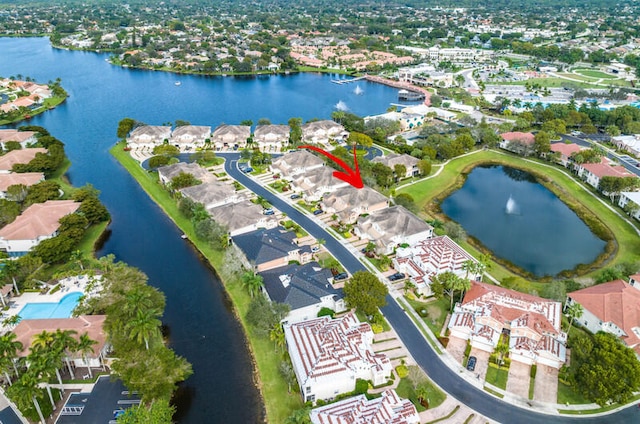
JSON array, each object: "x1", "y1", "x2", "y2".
[
  {"x1": 335, "y1": 100, "x2": 349, "y2": 111},
  {"x1": 354, "y1": 85, "x2": 363, "y2": 95},
  {"x1": 505, "y1": 195, "x2": 519, "y2": 215}
]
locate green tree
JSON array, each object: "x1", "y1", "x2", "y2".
[
  {"x1": 193, "y1": 219, "x2": 228, "y2": 250},
  {"x1": 494, "y1": 342, "x2": 510, "y2": 366},
  {"x1": 393, "y1": 164, "x2": 407, "y2": 181},
  {"x1": 76, "y1": 333, "x2": 98, "y2": 379},
  {"x1": 169, "y1": 172, "x2": 201, "y2": 191},
  {"x1": 117, "y1": 398, "x2": 175, "y2": 424},
  {"x1": 432, "y1": 271, "x2": 464, "y2": 311},
  {"x1": 152, "y1": 144, "x2": 179, "y2": 156},
  {"x1": 565, "y1": 302, "x2": 583, "y2": 334},
  {"x1": 417, "y1": 159, "x2": 431, "y2": 176},
  {"x1": 393, "y1": 193, "x2": 416, "y2": 212},
  {"x1": 269, "y1": 323, "x2": 285, "y2": 353},
  {"x1": 0, "y1": 332, "x2": 23, "y2": 385},
  {"x1": 117, "y1": 118, "x2": 136, "y2": 139},
  {"x1": 347, "y1": 131, "x2": 373, "y2": 148},
  {"x1": 126, "y1": 309, "x2": 162, "y2": 350},
  {"x1": 24, "y1": 180, "x2": 61, "y2": 206},
  {"x1": 533, "y1": 131, "x2": 551, "y2": 155},
  {"x1": 285, "y1": 408, "x2": 311, "y2": 424},
  {"x1": 0, "y1": 199, "x2": 20, "y2": 227},
  {"x1": 343, "y1": 271, "x2": 388, "y2": 317},
  {"x1": 288, "y1": 117, "x2": 302, "y2": 144},
  {"x1": 6, "y1": 373, "x2": 46, "y2": 423},
  {"x1": 245, "y1": 295, "x2": 290, "y2": 337},
  {"x1": 241, "y1": 271, "x2": 264, "y2": 298}
]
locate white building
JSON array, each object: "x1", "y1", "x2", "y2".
[
  {"x1": 284, "y1": 313, "x2": 392, "y2": 403},
  {"x1": 612, "y1": 134, "x2": 640, "y2": 156},
  {"x1": 618, "y1": 191, "x2": 640, "y2": 220}
]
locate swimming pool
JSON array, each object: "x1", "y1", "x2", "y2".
[{"x1": 17, "y1": 292, "x2": 83, "y2": 320}]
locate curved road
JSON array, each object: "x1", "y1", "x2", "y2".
[{"x1": 222, "y1": 153, "x2": 636, "y2": 424}]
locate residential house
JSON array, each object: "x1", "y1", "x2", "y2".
[
  {"x1": 575, "y1": 157, "x2": 636, "y2": 189},
  {"x1": 499, "y1": 132, "x2": 535, "y2": 156},
  {"x1": 0, "y1": 200, "x2": 81, "y2": 257},
  {"x1": 355, "y1": 206, "x2": 434, "y2": 255},
  {"x1": 301, "y1": 120, "x2": 348, "y2": 148},
  {"x1": 284, "y1": 313, "x2": 392, "y2": 403},
  {"x1": 254, "y1": 124, "x2": 290, "y2": 150},
  {"x1": 210, "y1": 124, "x2": 251, "y2": 150},
  {"x1": 618, "y1": 191, "x2": 640, "y2": 220},
  {"x1": 207, "y1": 200, "x2": 277, "y2": 236},
  {"x1": 394, "y1": 236, "x2": 481, "y2": 296},
  {"x1": 180, "y1": 181, "x2": 242, "y2": 210},
  {"x1": 0, "y1": 148, "x2": 47, "y2": 173},
  {"x1": 566, "y1": 279, "x2": 640, "y2": 356},
  {"x1": 372, "y1": 153, "x2": 420, "y2": 179},
  {"x1": 171, "y1": 125, "x2": 211, "y2": 148},
  {"x1": 157, "y1": 162, "x2": 212, "y2": 186},
  {"x1": 232, "y1": 227, "x2": 312, "y2": 272},
  {"x1": 310, "y1": 389, "x2": 420, "y2": 424},
  {"x1": 612, "y1": 135, "x2": 640, "y2": 156},
  {"x1": 13, "y1": 315, "x2": 108, "y2": 369},
  {"x1": 291, "y1": 166, "x2": 349, "y2": 201},
  {"x1": 0, "y1": 129, "x2": 38, "y2": 149},
  {"x1": 550, "y1": 142, "x2": 582, "y2": 167},
  {"x1": 0, "y1": 172, "x2": 44, "y2": 199},
  {"x1": 260, "y1": 261, "x2": 346, "y2": 324},
  {"x1": 270, "y1": 150, "x2": 324, "y2": 179},
  {"x1": 448, "y1": 281, "x2": 566, "y2": 369},
  {"x1": 320, "y1": 186, "x2": 389, "y2": 224},
  {"x1": 126, "y1": 125, "x2": 172, "y2": 148}
]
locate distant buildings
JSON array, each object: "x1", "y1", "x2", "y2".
[{"x1": 499, "y1": 132, "x2": 535, "y2": 156}]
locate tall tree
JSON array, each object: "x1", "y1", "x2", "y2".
[
  {"x1": 76, "y1": 333, "x2": 98, "y2": 379},
  {"x1": 126, "y1": 309, "x2": 162, "y2": 350},
  {"x1": 0, "y1": 333, "x2": 22, "y2": 385},
  {"x1": 565, "y1": 302, "x2": 583, "y2": 334},
  {"x1": 241, "y1": 271, "x2": 264, "y2": 298},
  {"x1": 343, "y1": 271, "x2": 387, "y2": 317}
]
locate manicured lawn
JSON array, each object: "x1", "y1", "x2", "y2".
[
  {"x1": 405, "y1": 297, "x2": 449, "y2": 337},
  {"x1": 110, "y1": 143, "x2": 303, "y2": 423},
  {"x1": 574, "y1": 69, "x2": 618, "y2": 79},
  {"x1": 398, "y1": 150, "x2": 640, "y2": 280},
  {"x1": 395, "y1": 374, "x2": 446, "y2": 411},
  {"x1": 485, "y1": 364, "x2": 508, "y2": 390},
  {"x1": 76, "y1": 221, "x2": 109, "y2": 256},
  {"x1": 557, "y1": 381, "x2": 591, "y2": 405}
]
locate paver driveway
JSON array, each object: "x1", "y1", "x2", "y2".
[{"x1": 506, "y1": 360, "x2": 531, "y2": 399}]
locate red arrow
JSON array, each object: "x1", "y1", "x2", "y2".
[{"x1": 297, "y1": 145, "x2": 364, "y2": 189}]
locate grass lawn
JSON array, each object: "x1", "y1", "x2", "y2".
[
  {"x1": 398, "y1": 149, "x2": 640, "y2": 281},
  {"x1": 555, "y1": 73, "x2": 597, "y2": 82},
  {"x1": 110, "y1": 142, "x2": 303, "y2": 423},
  {"x1": 0, "y1": 95, "x2": 67, "y2": 125},
  {"x1": 395, "y1": 375, "x2": 446, "y2": 411},
  {"x1": 405, "y1": 296, "x2": 449, "y2": 337},
  {"x1": 499, "y1": 78, "x2": 601, "y2": 89},
  {"x1": 557, "y1": 381, "x2": 591, "y2": 405},
  {"x1": 574, "y1": 69, "x2": 618, "y2": 79},
  {"x1": 485, "y1": 364, "x2": 508, "y2": 390}
]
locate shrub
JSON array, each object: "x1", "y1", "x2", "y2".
[
  {"x1": 317, "y1": 307, "x2": 335, "y2": 318},
  {"x1": 355, "y1": 379, "x2": 369, "y2": 395},
  {"x1": 396, "y1": 365, "x2": 409, "y2": 378},
  {"x1": 371, "y1": 323, "x2": 383, "y2": 333}
]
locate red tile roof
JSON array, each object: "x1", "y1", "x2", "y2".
[
  {"x1": 581, "y1": 157, "x2": 636, "y2": 179},
  {"x1": 501, "y1": 132, "x2": 535, "y2": 145},
  {"x1": 550, "y1": 143, "x2": 582, "y2": 158},
  {"x1": 0, "y1": 148, "x2": 47, "y2": 172},
  {"x1": 0, "y1": 172, "x2": 44, "y2": 192}
]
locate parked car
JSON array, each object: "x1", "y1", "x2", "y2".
[
  {"x1": 242, "y1": 167, "x2": 253, "y2": 173},
  {"x1": 466, "y1": 356, "x2": 477, "y2": 371},
  {"x1": 311, "y1": 246, "x2": 320, "y2": 253},
  {"x1": 263, "y1": 209, "x2": 274, "y2": 215},
  {"x1": 333, "y1": 272, "x2": 348, "y2": 281},
  {"x1": 388, "y1": 272, "x2": 405, "y2": 281},
  {"x1": 313, "y1": 209, "x2": 324, "y2": 215},
  {"x1": 290, "y1": 193, "x2": 301, "y2": 199}
]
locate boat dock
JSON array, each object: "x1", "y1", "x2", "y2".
[{"x1": 331, "y1": 76, "x2": 366, "y2": 84}]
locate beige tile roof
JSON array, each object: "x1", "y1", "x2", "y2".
[
  {"x1": 0, "y1": 129, "x2": 37, "y2": 144},
  {"x1": 0, "y1": 200, "x2": 80, "y2": 240},
  {"x1": 0, "y1": 172, "x2": 44, "y2": 192},
  {"x1": 13, "y1": 315, "x2": 107, "y2": 357},
  {"x1": 0, "y1": 148, "x2": 48, "y2": 172}
]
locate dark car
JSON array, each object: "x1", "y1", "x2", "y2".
[
  {"x1": 242, "y1": 167, "x2": 253, "y2": 173},
  {"x1": 388, "y1": 272, "x2": 405, "y2": 281},
  {"x1": 333, "y1": 272, "x2": 348, "y2": 281},
  {"x1": 313, "y1": 209, "x2": 323, "y2": 215},
  {"x1": 466, "y1": 356, "x2": 477, "y2": 371},
  {"x1": 290, "y1": 193, "x2": 301, "y2": 199}
]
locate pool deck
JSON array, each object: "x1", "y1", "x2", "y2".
[{"x1": 0, "y1": 274, "x2": 101, "y2": 333}]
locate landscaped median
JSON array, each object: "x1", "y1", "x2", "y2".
[
  {"x1": 398, "y1": 149, "x2": 640, "y2": 281},
  {"x1": 110, "y1": 142, "x2": 303, "y2": 423}
]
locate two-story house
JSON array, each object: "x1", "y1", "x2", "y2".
[{"x1": 320, "y1": 186, "x2": 389, "y2": 224}]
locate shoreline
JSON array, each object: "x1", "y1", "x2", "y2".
[{"x1": 109, "y1": 141, "x2": 301, "y2": 423}]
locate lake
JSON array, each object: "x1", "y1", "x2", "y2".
[
  {"x1": 0, "y1": 37, "x2": 404, "y2": 422},
  {"x1": 440, "y1": 165, "x2": 606, "y2": 277}
]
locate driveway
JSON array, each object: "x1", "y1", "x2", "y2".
[
  {"x1": 533, "y1": 365, "x2": 559, "y2": 404},
  {"x1": 506, "y1": 361, "x2": 531, "y2": 399},
  {"x1": 446, "y1": 336, "x2": 468, "y2": 364},
  {"x1": 469, "y1": 348, "x2": 491, "y2": 381}
]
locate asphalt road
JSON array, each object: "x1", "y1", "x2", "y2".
[{"x1": 222, "y1": 153, "x2": 637, "y2": 424}]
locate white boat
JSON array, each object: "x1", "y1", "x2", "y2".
[
  {"x1": 175, "y1": 81, "x2": 181, "y2": 86},
  {"x1": 181, "y1": 234, "x2": 188, "y2": 239}
]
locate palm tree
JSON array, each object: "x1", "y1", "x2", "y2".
[
  {"x1": 53, "y1": 329, "x2": 78, "y2": 381},
  {"x1": 3, "y1": 315, "x2": 20, "y2": 330},
  {"x1": 457, "y1": 277, "x2": 471, "y2": 303},
  {"x1": 241, "y1": 272, "x2": 264, "y2": 298},
  {"x1": 126, "y1": 309, "x2": 161, "y2": 350},
  {"x1": 2, "y1": 260, "x2": 21, "y2": 295},
  {"x1": 494, "y1": 342, "x2": 510, "y2": 367},
  {"x1": 565, "y1": 302, "x2": 584, "y2": 334},
  {"x1": 269, "y1": 324, "x2": 285, "y2": 353},
  {"x1": 76, "y1": 333, "x2": 98, "y2": 379},
  {"x1": 0, "y1": 333, "x2": 23, "y2": 385},
  {"x1": 28, "y1": 347, "x2": 59, "y2": 411},
  {"x1": 7, "y1": 373, "x2": 46, "y2": 424}
]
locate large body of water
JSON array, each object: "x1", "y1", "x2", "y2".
[
  {"x1": 441, "y1": 165, "x2": 606, "y2": 277},
  {"x1": 0, "y1": 37, "x2": 404, "y2": 422}
]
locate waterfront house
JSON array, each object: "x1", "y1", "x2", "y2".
[
  {"x1": 448, "y1": 281, "x2": 566, "y2": 369},
  {"x1": 0, "y1": 200, "x2": 81, "y2": 257},
  {"x1": 13, "y1": 315, "x2": 108, "y2": 369},
  {"x1": 372, "y1": 153, "x2": 420, "y2": 179},
  {"x1": 210, "y1": 124, "x2": 251, "y2": 150},
  {"x1": 180, "y1": 181, "x2": 242, "y2": 210},
  {"x1": 499, "y1": 132, "x2": 535, "y2": 156},
  {"x1": 284, "y1": 312, "x2": 392, "y2": 403},
  {"x1": 127, "y1": 125, "x2": 172, "y2": 148},
  {"x1": 575, "y1": 157, "x2": 636, "y2": 189},
  {"x1": 0, "y1": 148, "x2": 47, "y2": 174},
  {"x1": 254, "y1": 124, "x2": 290, "y2": 150},
  {"x1": 270, "y1": 150, "x2": 324, "y2": 179},
  {"x1": 259, "y1": 261, "x2": 346, "y2": 324},
  {"x1": 618, "y1": 191, "x2": 640, "y2": 220},
  {"x1": 0, "y1": 172, "x2": 44, "y2": 199},
  {"x1": 232, "y1": 227, "x2": 311, "y2": 272},
  {"x1": 310, "y1": 389, "x2": 420, "y2": 424},
  {"x1": 354, "y1": 206, "x2": 434, "y2": 255},
  {"x1": 550, "y1": 142, "x2": 582, "y2": 167},
  {"x1": 206, "y1": 200, "x2": 276, "y2": 236},
  {"x1": 320, "y1": 185, "x2": 389, "y2": 224},
  {"x1": 301, "y1": 120, "x2": 348, "y2": 148},
  {"x1": 290, "y1": 166, "x2": 349, "y2": 201},
  {"x1": 0, "y1": 129, "x2": 38, "y2": 149},
  {"x1": 566, "y1": 278, "x2": 640, "y2": 356},
  {"x1": 394, "y1": 235, "x2": 482, "y2": 296},
  {"x1": 170, "y1": 125, "x2": 211, "y2": 148},
  {"x1": 157, "y1": 162, "x2": 212, "y2": 186}
]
